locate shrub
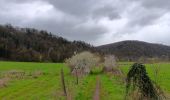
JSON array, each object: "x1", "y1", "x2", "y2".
[
  {"x1": 126, "y1": 63, "x2": 164, "y2": 100},
  {"x1": 103, "y1": 55, "x2": 122, "y2": 75},
  {"x1": 103, "y1": 55, "x2": 117, "y2": 72},
  {"x1": 65, "y1": 51, "x2": 100, "y2": 75}
]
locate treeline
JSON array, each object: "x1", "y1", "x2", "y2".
[
  {"x1": 97, "y1": 40, "x2": 170, "y2": 61},
  {"x1": 0, "y1": 24, "x2": 96, "y2": 62}
]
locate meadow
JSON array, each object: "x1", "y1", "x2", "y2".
[{"x1": 0, "y1": 61, "x2": 169, "y2": 100}]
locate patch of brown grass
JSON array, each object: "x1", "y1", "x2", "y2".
[
  {"x1": 4, "y1": 70, "x2": 25, "y2": 79},
  {"x1": 32, "y1": 70, "x2": 45, "y2": 78},
  {"x1": 0, "y1": 78, "x2": 10, "y2": 88}
]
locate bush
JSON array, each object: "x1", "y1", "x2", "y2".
[
  {"x1": 65, "y1": 51, "x2": 100, "y2": 75},
  {"x1": 103, "y1": 55, "x2": 117, "y2": 72},
  {"x1": 103, "y1": 55, "x2": 122, "y2": 76},
  {"x1": 126, "y1": 63, "x2": 164, "y2": 100}
]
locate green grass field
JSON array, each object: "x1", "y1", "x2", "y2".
[{"x1": 0, "y1": 61, "x2": 169, "y2": 100}]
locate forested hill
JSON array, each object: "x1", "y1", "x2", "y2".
[
  {"x1": 1, "y1": 24, "x2": 170, "y2": 62},
  {"x1": 97, "y1": 40, "x2": 170, "y2": 61},
  {"x1": 0, "y1": 24, "x2": 95, "y2": 62}
]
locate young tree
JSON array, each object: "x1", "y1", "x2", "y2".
[
  {"x1": 103, "y1": 55, "x2": 123, "y2": 76},
  {"x1": 66, "y1": 51, "x2": 100, "y2": 75},
  {"x1": 103, "y1": 55, "x2": 117, "y2": 72},
  {"x1": 66, "y1": 51, "x2": 100, "y2": 84}
]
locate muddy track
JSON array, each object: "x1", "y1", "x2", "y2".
[{"x1": 93, "y1": 75, "x2": 100, "y2": 100}]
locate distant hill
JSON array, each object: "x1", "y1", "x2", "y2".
[
  {"x1": 97, "y1": 40, "x2": 170, "y2": 61},
  {"x1": 0, "y1": 24, "x2": 95, "y2": 62},
  {"x1": 1, "y1": 24, "x2": 170, "y2": 62}
]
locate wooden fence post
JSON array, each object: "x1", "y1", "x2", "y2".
[
  {"x1": 75, "y1": 69, "x2": 79, "y2": 85},
  {"x1": 61, "y1": 68, "x2": 67, "y2": 96}
]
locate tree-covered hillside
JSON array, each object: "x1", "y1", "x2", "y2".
[
  {"x1": 1, "y1": 24, "x2": 170, "y2": 62},
  {"x1": 0, "y1": 24, "x2": 95, "y2": 62},
  {"x1": 97, "y1": 40, "x2": 170, "y2": 61}
]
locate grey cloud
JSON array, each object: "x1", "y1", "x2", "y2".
[
  {"x1": 24, "y1": 17, "x2": 107, "y2": 43},
  {"x1": 123, "y1": 0, "x2": 167, "y2": 27},
  {"x1": 140, "y1": 0, "x2": 170, "y2": 10},
  {"x1": 46, "y1": 0, "x2": 97, "y2": 17},
  {"x1": 0, "y1": 0, "x2": 170, "y2": 46},
  {"x1": 46, "y1": 0, "x2": 122, "y2": 20},
  {"x1": 0, "y1": 0, "x2": 109, "y2": 44},
  {"x1": 92, "y1": 6, "x2": 120, "y2": 20},
  {"x1": 69, "y1": 25, "x2": 107, "y2": 42},
  {"x1": 128, "y1": 9, "x2": 165, "y2": 26},
  {"x1": 4, "y1": 0, "x2": 41, "y2": 3}
]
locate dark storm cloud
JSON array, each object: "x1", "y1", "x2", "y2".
[
  {"x1": 25, "y1": 18, "x2": 107, "y2": 43},
  {"x1": 140, "y1": 0, "x2": 170, "y2": 10},
  {"x1": 46, "y1": 0, "x2": 121, "y2": 20},
  {"x1": 0, "y1": 0, "x2": 170, "y2": 45},
  {"x1": 46, "y1": 0, "x2": 96, "y2": 17},
  {"x1": 92, "y1": 6, "x2": 120, "y2": 20}
]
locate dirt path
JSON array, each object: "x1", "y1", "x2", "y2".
[{"x1": 93, "y1": 75, "x2": 100, "y2": 100}]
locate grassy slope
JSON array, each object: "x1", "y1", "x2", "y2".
[{"x1": 0, "y1": 61, "x2": 169, "y2": 100}]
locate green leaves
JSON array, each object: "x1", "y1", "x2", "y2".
[{"x1": 126, "y1": 63, "x2": 159, "y2": 100}]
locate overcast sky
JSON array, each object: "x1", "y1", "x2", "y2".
[{"x1": 0, "y1": 0, "x2": 170, "y2": 46}]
